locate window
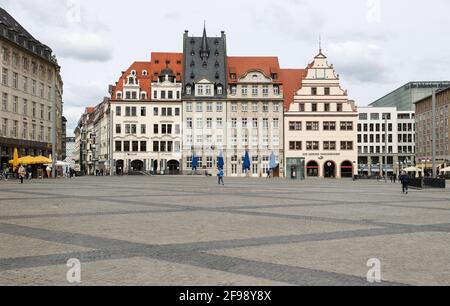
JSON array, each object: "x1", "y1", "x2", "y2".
[
  {"x1": 262, "y1": 85, "x2": 269, "y2": 96},
  {"x1": 337, "y1": 103, "x2": 343, "y2": 112},
  {"x1": 341, "y1": 141, "x2": 353, "y2": 150},
  {"x1": 311, "y1": 103, "x2": 317, "y2": 112},
  {"x1": 340, "y1": 122, "x2": 353, "y2": 131},
  {"x1": 263, "y1": 103, "x2": 269, "y2": 112},
  {"x1": 273, "y1": 118, "x2": 279, "y2": 129},
  {"x1": 116, "y1": 106, "x2": 122, "y2": 116},
  {"x1": 12, "y1": 96, "x2": 18, "y2": 113},
  {"x1": 116, "y1": 124, "x2": 121, "y2": 134},
  {"x1": 187, "y1": 118, "x2": 193, "y2": 129},
  {"x1": 205, "y1": 86, "x2": 212, "y2": 95},
  {"x1": 312, "y1": 87, "x2": 317, "y2": 95},
  {"x1": 196, "y1": 118, "x2": 203, "y2": 129},
  {"x1": 253, "y1": 102, "x2": 258, "y2": 112},
  {"x1": 141, "y1": 124, "x2": 146, "y2": 134},
  {"x1": 242, "y1": 85, "x2": 248, "y2": 96},
  {"x1": 140, "y1": 107, "x2": 146, "y2": 116},
  {"x1": 186, "y1": 86, "x2": 192, "y2": 95},
  {"x1": 289, "y1": 142, "x2": 302, "y2": 151},
  {"x1": 123, "y1": 141, "x2": 130, "y2": 152},
  {"x1": 217, "y1": 102, "x2": 223, "y2": 112},
  {"x1": 207, "y1": 118, "x2": 213, "y2": 129},
  {"x1": 132, "y1": 141, "x2": 139, "y2": 152},
  {"x1": 274, "y1": 86, "x2": 280, "y2": 95},
  {"x1": 32, "y1": 102, "x2": 36, "y2": 117},
  {"x1": 324, "y1": 87, "x2": 330, "y2": 95},
  {"x1": 217, "y1": 86, "x2": 223, "y2": 95},
  {"x1": 197, "y1": 85, "x2": 204, "y2": 96},
  {"x1": 242, "y1": 103, "x2": 248, "y2": 112},
  {"x1": 216, "y1": 118, "x2": 223, "y2": 129},
  {"x1": 231, "y1": 86, "x2": 237, "y2": 95},
  {"x1": 140, "y1": 141, "x2": 147, "y2": 152},
  {"x1": 323, "y1": 141, "x2": 336, "y2": 151},
  {"x1": 154, "y1": 124, "x2": 159, "y2": 134},
  {"x1": 299, "y1": 103, "x2": 305, "y2": 112},
  {"x1": 324, "y1": 103, "x2": 330, "y2": 112},
  {"x1": 13, "y1": 73, "x2": 18, "y2": 89},
  {"x1": 1, "y1": 68, "x2": 8, "y2": 86},
  {"x1": 115, "y1": 141, "x2": 122, "y2": 152},
  {"x1": 207, "y1": 103, "x2": 213, "y2": 112},
  {"x1": 175, "y1": 108, "x2": 180, "y2": 116},
  {"x1": 232, "y1": 118, "x2": 237, "y2": 128},
  {"x1": 289, "y1": 121, "x2": 302, "y2": 131},
  {"x1": 306, "y1": 122, "x2": 319, "y2": 131},
  {"x1": 273, "y1": 103, "x2": 279, "y2": 112},
  {"x1": 252, "y1": 85, "x2": 258, "y2": 96},
  {"x1": 231, "y1": 102, "x2": 237, "y2": 112},
  {"x1": 306, "y1": 141, "x2": 319, "y2": 151},
  {"x1": 196, "y1": 102, "x2": 203, "y2": 112},
  {"x1": 263, "y1": 118, "x2": 269, "y2": 129},
  {"x1": 153, "y1": 141, "x2": 159, "y2": 152},
  {"x1": 252, "y1": 118, "x2": 258, "y2": 128},
  {"x1": 23, "y1": 100, "x2": 28, "y2": 115},
  {"x1": 323, "y1": 122, "x2": 336, "y2": 131},
  {"x1": 242, "y1": 118, "x2": 248, "y2": 128}
]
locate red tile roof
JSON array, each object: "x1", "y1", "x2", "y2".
[
  {"x1": 150, "y1": 52, "x2": 183, "y2": 82},
  {"x1": 227, "y1": 56, "x2": 281, "y2": 84},
  {"x1": 280, "y1": 68, "x2": 307, "y2": 111},
  {"x1": 111, "y1": 61, "x2": 152, "y2": 101}
]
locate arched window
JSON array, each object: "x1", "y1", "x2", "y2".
[
  {"x1": 131, "y1": 70, "x2": 136, "y2": 76},
  {"x1": 117, "y1": 92, "x2": 122, "y2": 99},
  {"x1": 142, "y1": 70, "x2": 148, "y2": 76}
]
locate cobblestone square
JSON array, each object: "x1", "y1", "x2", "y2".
[{"x1": 0, "y1": 176, "x2": 449, "y2": 286}]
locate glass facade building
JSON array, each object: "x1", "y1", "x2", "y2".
[{"x1": 370, "y1": 82, "x2": 450, "y2": 111}]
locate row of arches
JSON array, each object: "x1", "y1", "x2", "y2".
[
  {"x1": 306, "y1": 160, "x2": 354, "y2": 178},
  {"x1": 115, "y1": 159, "x2": 181, "y2": 175}
]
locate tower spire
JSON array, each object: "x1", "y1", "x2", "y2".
[
  {"x1": 200, "y1": 21, "x2": 210, "y2": 60},
  {"x1": 319, "y1": 35, "x2": 322, "y2": 53}
]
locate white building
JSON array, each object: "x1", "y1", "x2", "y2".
[
  {"x1": 357, "y1": 107, "x2": 416, "y2": 176},
  {"x1": 284, "y1": 50, "x2": 358, "y2": 179},
  {"x1": 110, "y1": 53, "x2": 183, "y2": 174},
  {"x1": 226, "y1": 57, "x2": 284, "y2": 177}
]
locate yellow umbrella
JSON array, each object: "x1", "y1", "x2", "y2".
[
  {"x1": 33, "y1": 156, "x2": 52, "y2": 164},
  {"x1": 9, "y1": 156, "x2": 36, "y2": 165},
  {"x1": 12, "y1": 148, "x2": 19, "y2": 171}
]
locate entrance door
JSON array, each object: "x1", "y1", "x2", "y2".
[
  {"x1": 116, "y1": 160, "x2": 124, "y2": 175},
  {"x1": 131, "y1": 160, "x2": 144, "y2": 172},
  {"x1": 324, "y1": 161, "x2": 336, "y2": 178},
  {"x1": 167, "y1": 160, "x2": 180, "y2": 175},
  {"x1": 341, "y1": 161, "x2": 354, "y2": 178},
  {"x1": 272, "y1": 165, "x2": 280, "y2": 178},
  {"x1": 306, "y1": 161, "x2": 319, "y2": 177}
]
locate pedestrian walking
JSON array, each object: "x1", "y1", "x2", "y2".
[
  {"x1": 27, "y1": 165, "x2": 33, "y2": 180},
  {"x1": 267, "y1": 169, "x2": 271, "y2": 179},
  {"x1": 46, "y1": 165, "x2": 52, "y2": 178},
  {"x1": 4, "y1": 167, "x2": 9, "y2": 181},
  {"x1": 18, "y1": 165, "x2": 26, "y2": 184},
  {"x1": 399, "y1": 171, "x2": 410, "y2": 195},
  {"x1": 218, "y1": 169, "x2": 224, "y2": 186}
]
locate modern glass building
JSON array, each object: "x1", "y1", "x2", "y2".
[{"x1": 370, "y1": 82, "x2": 450, "y2": 111}]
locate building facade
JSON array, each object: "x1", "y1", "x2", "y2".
[
  {"x1": 182, "y1": 27, "x2": 228, "y2": 175},
  {"x1": 0, "y1": 8, "x2": 64, "y2": 170},
  {"x1": 110, "y1": 53, "x2": 183, "y2": 175},
  {"x1": 284, "y1": 50, "x2": 358, "y2": 179},
  {"x1": 73, "y1": 107, "x2": 95, "y2": 175},
  {"x1": 226, "y1": 57, "x2": 284, "y2": 177},
  {"x1": 357, "y1": 107, "x2": 416, "y2": 177},
  {"x1": 370, "y1": 81, "x2": 450, "y2": 111},
  {"x1": 415, "y1": 87, "x2": 450, "y2": 174}
]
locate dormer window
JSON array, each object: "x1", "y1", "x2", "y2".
[
  {"x1": 128, "y1": 77, "x2": 135, "y2": 85},
  {"x1": 117, "y1": 92, "x2": 122, "y2": 99},
  {"x1": 141, "y1": 92, "x2": 147, "y2": 100},
  {"x1": 217, "y1": 86, "x2": 223, "y2": 95},
  {"x1": 190, "y1": 60, "x2": 195, "y2": 67},
  {"x1": 186, "y1": 85, "x2": 192, "y2": 95},
  {"x1": 215, "y1": 50, "x2": 219, "y2": 56},
  {"x1": 202, "y1": 61, "x2": 207, "y2": 68},
  {"x1": 191, "y1": 50, "x2": 195, "y2": 56},
  {"x1": 155, "y1": 60, "x2": 159, "y2": 64},
  {"x1": 215, "y1": 61, "x2": 219, "y2": 68},
  {"x1": 230, "y1": 73, "x2": 236, "y2": 80},
  {"x1": 271, "y1": 73, "x2": 278, "y2": 79},
  {"x1": 142, "y1": 70, "x2": 148, "y2": 76},
  {"x1": 131, "y1": 70, "x2": 136, "y2": 76}
]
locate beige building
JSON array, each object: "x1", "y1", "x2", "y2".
[
  {"x1": 415, "y1": 87, "x2": 450, "y2": 174},
  {"x1": 226, "y1": 57, "x2": 284, "y2": 177},
  {"x1": 284, "y1": 50, "x2": 358, "y2": 179},
  {"x1": 0, "y1": 8, "x2": 64, "y2": 169}
]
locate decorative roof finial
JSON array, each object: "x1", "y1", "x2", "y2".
[{"x1": 319, "y1": 35, "x2": 322, "y2": 53}]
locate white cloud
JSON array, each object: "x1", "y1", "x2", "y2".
[
  {"x1": 55, "y1": 33, "x2": 112, "y2": 62},
  {"x1": 328, "y1": 41, "x2": 391, "y2": 84}
]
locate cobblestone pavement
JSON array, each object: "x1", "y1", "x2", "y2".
[{"x1": 0, "y1": 176, "x2": 449, "y2": 286}]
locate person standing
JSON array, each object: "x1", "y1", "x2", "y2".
[
  {"x1": 267, "y1": 169, "x2": 271, "y2": 179},
  {"x1": 46, "y1": 165, "x2": 52, "y2": 178},
  {"x1": 218, "y1": 168, "x2": 224, "y2": 186},
  {"x1": 400, "y1": 171, "x2": 410, "y2": 195},
  {"x1": 18, "y1": 165, "x2": 26, "y2": 184}
]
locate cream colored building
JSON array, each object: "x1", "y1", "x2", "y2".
[
  {"x1": 226, "y1": 57, "x2": 284, "y2": 177},
  {"x1": 284, "y1": 50, "x2": 358, "y2": 179},
  {"x1": 0, "y1": 8, "x2": 64, "y2": 169}
]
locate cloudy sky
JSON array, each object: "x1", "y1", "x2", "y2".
[{"x1": 1, "y1": 0, "x2": 450, "y2": 134}]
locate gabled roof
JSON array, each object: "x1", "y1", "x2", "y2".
[
  {"x1": 227, "y1": 56, "x2": 281, "y2": 83},
  {"x1": 111, "y1": 61, "x2": 152, "y2": 100},
  {"x1": 150, "y1": 52, "x2": 183, "y2": 82},
  {"x1": 280, "y1": 68, "x2": 307, "y2": 111}
]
